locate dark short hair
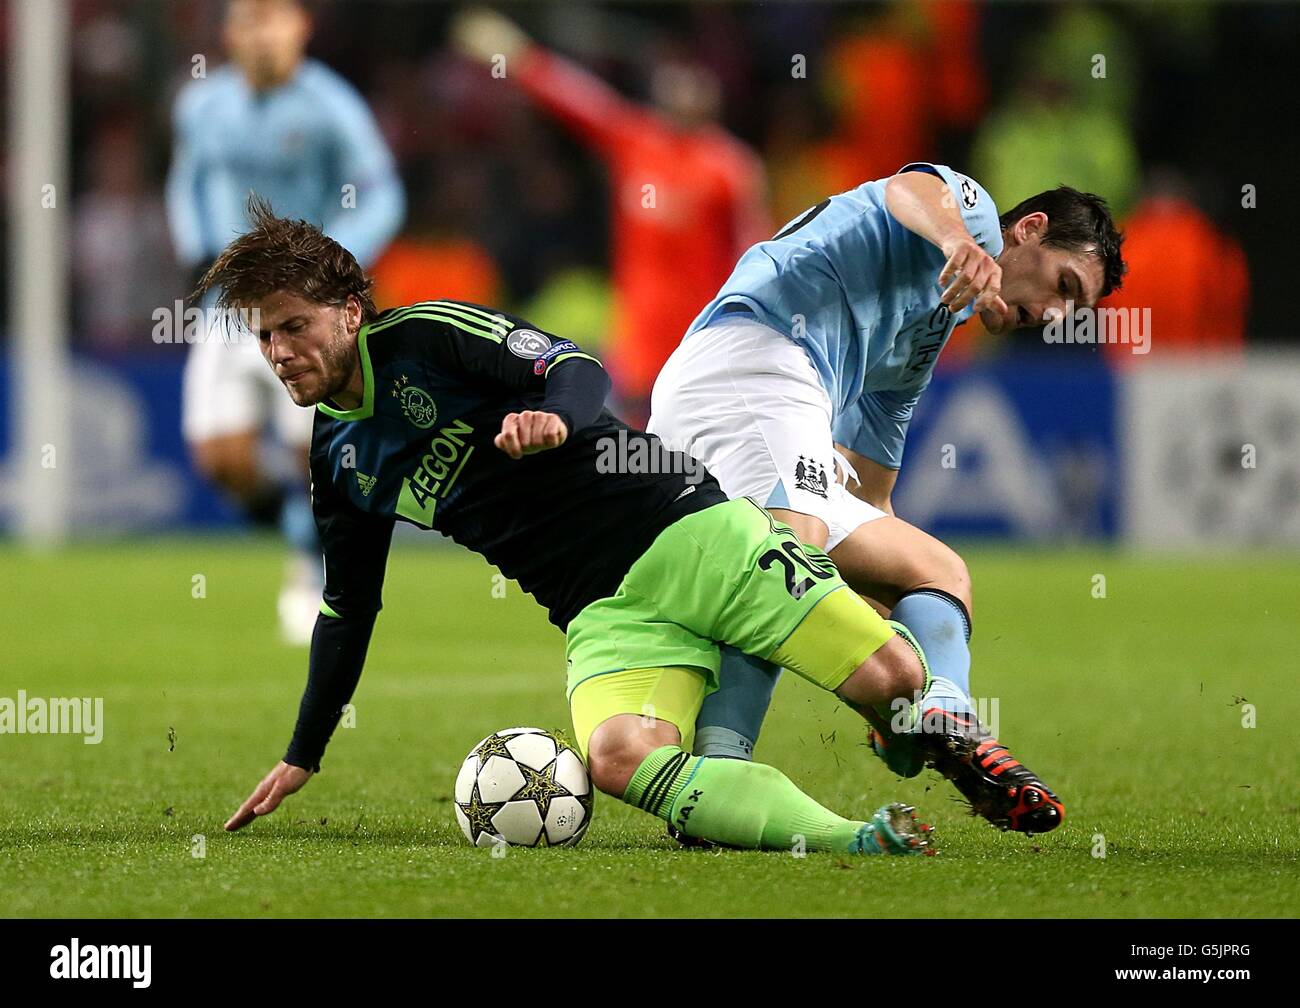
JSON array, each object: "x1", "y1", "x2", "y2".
[
  {"x1": 192, "y1": 194, "x2": 378, "y2": 321},
  {"x1": 999, "y1": 186, "x2": 1126, "y2": 298}
]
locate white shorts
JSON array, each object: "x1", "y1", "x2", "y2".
[
  {"x1": 648, "y1": 316, "x2": 886, "y2": 550},
  {"x1": 182, "y1": 327, "x2": 315, "y2": 446}
]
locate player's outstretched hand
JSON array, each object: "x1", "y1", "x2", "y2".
[
  {"x1": 495, "y1": 410, "x2": 568, "y2": 459},
  {"x1": 938, "y1": 235, "x2": 1007, "y2": 316},
  {"x1": 224, "y1": 761, "x2": 314, "y2": 831},
  {"x1": 449, "y1": 8, "x2": 530, "y2": 65}
]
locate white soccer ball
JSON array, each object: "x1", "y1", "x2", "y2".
[{"x1": 454, "y1": 727, "x2": 593, "y2": 848}]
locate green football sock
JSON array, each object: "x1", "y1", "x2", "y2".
[{"x1": 623, "y1": 745, "x2": 863, "y2": 852}]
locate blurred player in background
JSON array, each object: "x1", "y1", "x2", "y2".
[
  {"x1": 166, "y1": 0, "x2": 404, "y2": 643},
  {"x1": 451, "y1": 7, "x2": 769, "y2": 425},
  {"x1": 652, "y1": 164, "x2": 1126, "y2": 834}
]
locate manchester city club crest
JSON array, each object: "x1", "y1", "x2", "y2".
[
  {"x1": 393, "y1": 375, "x2": 437, "y2": 429},
  {"x1": 794, "y1": 455, "x2": 830, "y2": 498}
]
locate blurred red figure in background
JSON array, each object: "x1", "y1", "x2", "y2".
[
  {"x1": 453, "y1": 9, "x2": 770, "y2": 422},
  {"x1": 1101, "y1": 181, "x2": 1248, "y2": 368},
  {"x1": 372, "y1": 236, "x2": 501, "y2": 311},
  {"x1": 823, "y1": 0, "x2": 986, "y2": 192}
]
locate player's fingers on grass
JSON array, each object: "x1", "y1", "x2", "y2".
[
  {"x1": 224, "y1": 760, "x2": 294, "y2": 830},
  {"x1": 253, "y1": 781, "x2": 291, "y2": 817},
  {"x1": 224, "y1": 809, "x2": 256, "y2": 832},
  {"x1": 224, "y1": 800, "x2": 258, "y2": 831},
  {"x1": 225, "y1": 782, "x2": 273, "y2": 831}
]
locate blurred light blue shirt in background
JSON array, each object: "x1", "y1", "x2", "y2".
[
  {"x1": 687, "y1": 163, "x2": 1002, "y2": 469},
  {"x1": 166, "y1": 57, "x2": 405, "y2": 271}
]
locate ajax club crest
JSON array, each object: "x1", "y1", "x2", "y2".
[{"x1": 393, "y1": 375, "x2": 437, "y2": 429}]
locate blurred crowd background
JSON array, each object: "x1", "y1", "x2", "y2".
[
  {"x1": 3, "y1": 0, "x2": 1299, "y2": 544},
  {"x1": 3, "y1": 0, "x2": 1295, "y2": 365}
]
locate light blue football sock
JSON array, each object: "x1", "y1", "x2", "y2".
[
  {"x1": 261, "y1": 437, "x2": 322, "y2": 582},
  {"x1": 280, "y1": 490, "x2": 322, "y2": 582},
  {"x1": 891, "y1": 589, "x2": 973, "y2": 716},
  {"x1": 693, "y1": 646, "x2": 782, "y2": 759}
]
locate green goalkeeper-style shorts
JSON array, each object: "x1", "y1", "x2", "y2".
[{"x1": 565, "y1": 497, "x2": 897, "y2": 755}]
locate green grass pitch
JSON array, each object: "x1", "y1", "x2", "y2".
[{"x1": 1, "y1": 537, "x2": 1296, "y2": 918}]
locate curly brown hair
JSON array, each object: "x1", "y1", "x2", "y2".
[{"x1": 192, "y1": 194, "x2": 378, "y2": 321}]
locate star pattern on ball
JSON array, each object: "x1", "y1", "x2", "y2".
[
  {"x1": 515, "y1": 759, "x2": 568, "y2": 819},
  {"x1": 459, "y1": 781, "x2": 504, "y2": 843},
  {"x1": 473, "y1": 733, "x2": 514, "y2": 768}
]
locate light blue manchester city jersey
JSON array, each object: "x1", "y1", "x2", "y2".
[
  {"x1": 686, "y1": 163, "x2": 1002, "y2": 469},
  {"x1": 166, "y1": 58, "x2": 405, "y2": 270}
]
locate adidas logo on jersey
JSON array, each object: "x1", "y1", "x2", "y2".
[{"x1": 357, "y1": 472, "x2": 378, "y2": 497}]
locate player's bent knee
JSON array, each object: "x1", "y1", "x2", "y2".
[
  {"x1": 586, "y1": 742, "x2": 649, "y2": 798},
  {"x1": 585, "y1": 714, "x2": 680, "y2": 798},
  {"x1": 191, "y1": 437, "x2": 259, "y2": 495},
  {"x1": 901, "y1": 540, "x2": 972, "y2": 613},
  {"x1": 838, "y1": 634, "x2": 926, "y2": 708},
  {"x1": 883, "y1": 634, "x2": 927, "y2": 697},
  {"x1": 190, "y1": 442, "x2": 226, "y2": 483},
  {"x1": 936, "y1": 545, "x2": 972, "y2": 608}
]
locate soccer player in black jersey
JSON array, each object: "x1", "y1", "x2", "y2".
[{"x1": 206, "y1": 199, "x2": 947, "y2": 855}]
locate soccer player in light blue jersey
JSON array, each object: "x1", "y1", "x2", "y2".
[
  {"x1": 649, "y1": 163, "x2": 1125, "y2": 834},
  {"x1": 167, "y1": 0, "x2": 404, "y2": 644}
]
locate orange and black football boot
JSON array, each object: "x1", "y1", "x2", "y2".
[{"x1": 915, "y1": 707, "x2": 1065, "y2": 835}]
